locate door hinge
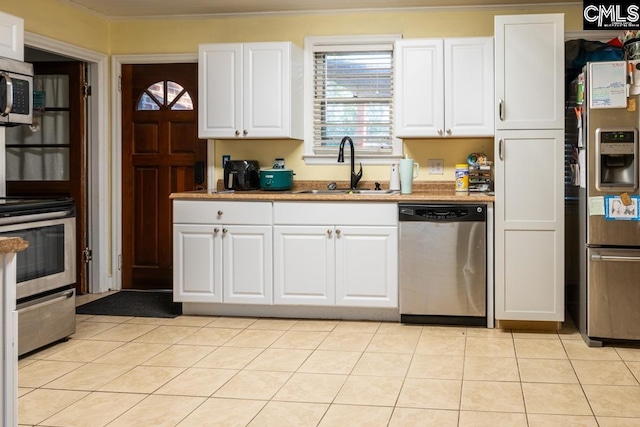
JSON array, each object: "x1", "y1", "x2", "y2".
[
  {"x1": 82, "y1": 247, "x2": 93, "y2": 263},
  {"x1": 118, "y1": 254, "x2": 123, "y2": 270},
  {"x1": 82, "y1": 82, "x2": 91, "y2": 99},
  {"x1": 118, "y1": 75, "x2": 122, "y2": 92}
]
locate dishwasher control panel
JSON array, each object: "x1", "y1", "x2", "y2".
[{"x1": 399, "y1": 204, "x2": 485, "y2": 222}]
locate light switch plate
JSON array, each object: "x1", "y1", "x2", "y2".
[{"x1": 428, "y1": 159, "x2": 444, "y2": 175}]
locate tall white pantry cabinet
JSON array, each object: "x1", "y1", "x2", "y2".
[{"x1": 494, "y1": 14, "x2": 565, "y2": 322}]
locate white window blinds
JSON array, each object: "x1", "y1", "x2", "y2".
[{"x1": 312, "y1": 44, "x2": 394, "y2": 155}]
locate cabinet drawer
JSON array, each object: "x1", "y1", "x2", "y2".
[
  {"x1": 174, "y1": 200, "x2": 272, "y2": 224},
  {"x1": 274, "y1": 202, "x2": 397, "y2": 225}
]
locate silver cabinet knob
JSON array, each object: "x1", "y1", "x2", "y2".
[
  {"x1": 214, "y1": 228, "x2": 220, "y2": 233},
  {"x1": 438, "y1": 129, "x2": 443, "y2": 135},
  {"x1": 222, "y1": 228, "x2": 228, "y2": 234},
  {"x1": 335, "y1": 229, "x2": 341, "y2": 235},
  {"x1": 235, "y1": 130, "x2": 240, "y2": 136},
  {"x1": 217, "y1": 210, "x2": 223, "y2": 216},
  {"x1": 446, "y1": 129, "x2": 452, "y2": 135},
  {"x1": 327, "y1": 229, "x2": 333, "y2": 235},
  {"x1": 243, "y1": 130, "x2": 248, "y2": 136}
]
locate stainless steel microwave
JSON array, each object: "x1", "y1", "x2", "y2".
[{"x1": 0, "y1": 56, "x2": 33, "y2": 126}]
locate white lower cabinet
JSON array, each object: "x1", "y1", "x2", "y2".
[
  {"x1": 273, "y1": 226, "x2": 335, "y2": 305},
  {"x1": 273, "y1": 202, "x2": 398, "y2": 307},
  {"x1": 173, "y1": 201, "x2": 272, "y2": 304},
  {"x1": 335, "y1": 226, "x2": 398, "y2": 307},
  {"x1": 173, "y1": 224, "x2": 221, "y2": 302}
]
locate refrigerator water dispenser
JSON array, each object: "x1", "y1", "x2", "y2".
[{"x1": 595, "y1": 128, "x2": 638, "y2": 191}]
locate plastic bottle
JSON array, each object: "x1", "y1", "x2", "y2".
[{"x1": 455, "y1": 164, "x2": 469, "y2": 192}]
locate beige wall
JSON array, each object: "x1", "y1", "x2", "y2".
[
  {"x1": 1, "y1": 2, "x2": 585, "y2": 184},
  {"x1": 109, "y1": 5, "x2": 583, "y2": 184},
  {"x1": 0, "y1": 0, "x2": 109, "y2": 54}
]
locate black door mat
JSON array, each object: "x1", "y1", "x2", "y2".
[{"x1": 76, "y1": 290, "x2": 182, "y2": 318}]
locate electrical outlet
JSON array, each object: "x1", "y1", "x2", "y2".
[{"x1": 428, "y1": 159, "x2": 444, "y2": 175}]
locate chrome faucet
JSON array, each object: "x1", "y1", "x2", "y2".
[{"x1": 337, "y1": 136, "x2": 363, "y2": 190}]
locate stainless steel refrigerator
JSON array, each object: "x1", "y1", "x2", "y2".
[{"x1": 566, "y1": 61, "x2": 640, "y2": 346}]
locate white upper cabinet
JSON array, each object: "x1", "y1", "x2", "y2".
[
  {"x1": 198, "y1": 42, "x2": 303, "y2": 139},
  {"x1": 494, "y1": 14, "x2": 564, "y2": 130},
  {"x1": 394, "y1": 37, "x2": 494, "y2": 138},
  {"x1": 444, "y1": 38, "x2": 494, "y2": 137},
  {"x1": 0, "y1": 11, "x2": 23, "y2": 61}
]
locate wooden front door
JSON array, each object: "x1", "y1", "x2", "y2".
[
  {"x1": 121, "y1": 63, "x2": 206, "y2": 290},
  {"x1": 5, "y1": 61, "x2": 87, "y2": 294}
]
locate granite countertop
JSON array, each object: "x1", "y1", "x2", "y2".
[
  {"x1": 0, "y1": 237, "x2": 28, "y2": 254},
  {"x1": 171, "y1": 181, "x2": 495, "y2": 203}
]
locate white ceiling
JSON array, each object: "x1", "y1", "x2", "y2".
[{"x1": 61, "y1": 0, "x2": 577, "y2": 19}]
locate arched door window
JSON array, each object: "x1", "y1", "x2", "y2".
[{"x1": 137, "y1": 80, "x2": 193, "y2": 111}]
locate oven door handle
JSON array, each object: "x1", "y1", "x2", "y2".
[
  {"x1": 591, "y1": 254, "x2": 640, "y2": 263},
  {"x1": 17, "y1": 289, "x2": 74, "y2": 314}
]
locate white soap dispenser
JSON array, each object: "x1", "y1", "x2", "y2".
[{"x1": 389, "y1": 163, "x2": 400, "y2": 191}]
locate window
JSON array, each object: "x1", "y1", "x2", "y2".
[
  {"x1": 137, "y1": 80, "x2": 193, "y2": 111},
  {"x1": 304, "y1": 35, "x2": 402, "y2": 164}
]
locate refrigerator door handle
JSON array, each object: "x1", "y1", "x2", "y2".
[{"x1": 591, "y1": 254, "x2": 640, "y2": 262}]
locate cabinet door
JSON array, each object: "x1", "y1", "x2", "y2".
[
  {"x1": 173, "y1": 224, "x2": 222, "y2": 302},
  {"x1": 273, "y1": 225, "x2": 335, "y2": 305},
  {"x1": 243, "y1": 42, "x2": 290, "y2": 138},
  {"x1": 223, "y1": 225, "x2": 273, "y2": 304},
  {"x1": 445, "y1": 38, "x2": 494, "y2": 137},
  {"x1": 494, "y1": 130, "x2": 564, "y2": 321},
  {"x1": 394, "y1": 39, "x2": 444, "y2": 138},
  {"x1": 335, "y1": 226, "x2": 398, "y2": 307},
  {"x1": 0, "y1": 12, "x2": 23, "y2": 61},
  {"x1": 198, "y1": 43, "x2": 242, "y2": 138},
  {"x1": 494, "y1": 14, "x2": 564, "y2": 130}
]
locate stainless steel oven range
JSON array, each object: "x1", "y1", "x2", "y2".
[{"x1": 0, "y1": 197, "x2": 76, "y2": 355}]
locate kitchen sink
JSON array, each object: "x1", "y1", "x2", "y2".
[{"x1": 292, "y1": 189, "x2": 399, "y2": 195}]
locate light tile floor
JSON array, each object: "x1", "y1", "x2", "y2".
[{"x1": 17, "y1": 304, "x2": 640, "y2": 426}]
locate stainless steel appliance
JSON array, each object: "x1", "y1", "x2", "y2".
[
  {"x1": 566, "y1": 61, "x2": 640, "y2": 346},
  {"x1": 0, "y1": 198, "x2": 76, "y2": 355},
  {"x1": 399, "y1": 204, "x2": 487, "y2": 326},
  {"x1": 223, "y1": 160, "x2": 260, "y2": 190},
  {"x1": 0, "y1": 56, "x2": 33, "y2": 126}
]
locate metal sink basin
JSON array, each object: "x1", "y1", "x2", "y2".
[{"x1": 292, "y1": 189, "x2": 399, "y2": 195}]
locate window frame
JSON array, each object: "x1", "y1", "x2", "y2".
[{"x1": 303, "y1": 34, "x2": 403, "y2": 165}]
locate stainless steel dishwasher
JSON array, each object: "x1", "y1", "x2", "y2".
[{"x1": 399, "y1": 204, "x2": 487, "y2": 326}]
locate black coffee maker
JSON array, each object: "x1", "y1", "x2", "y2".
[{"x1": 223, "y1": 160, "x2": 261, "y2": 190}]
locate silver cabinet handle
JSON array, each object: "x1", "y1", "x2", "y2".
[
  {"x1": 217, "y1": 210, "x2": 223, "y2": 216},
  {"x1": 1, "y1": 72, "x2": 13, "y2": 117},
  {"x1": 437, "y1": 129, "x2": 443, "y2": 136},
  {"x1": 498, "y1": 139, "x2": 504, "y2": 161},
  {"x1": 498, "y1": 98, "x2": 504, "y2": 121},
  {"x1": 446, "y1": 129, "x2": 452, "y2": 135},
  {"x1": 214, "y1": 228, "x2": 220, "y2": 233},
  {"x1": 327, "y1": 229, "x2": 332, "y2": 235},
  {"x1": 243, "y1": 130, "x2": 248, "y2": 136},
  {"x1": 222, "y1": 228, "x2": 228, "y2": 234},
  {"x1": 591, "y1": 254, "x2": 640, "y2": 262},
  {"x1": 335, "y1": 229, "x2": 341, "y2": 235},
  {"x1": 235, "y1": 130, "x2": 240, "y2": 136}
]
